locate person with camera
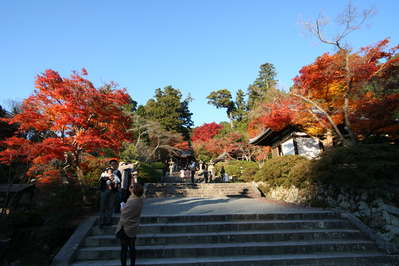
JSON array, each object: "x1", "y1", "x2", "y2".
[
  {"x1": 115, "y1": 183, "x2": 144, "y2": 266},
  {"x1": 99, "y1": 168, "x2": 120, "y2": 226}
]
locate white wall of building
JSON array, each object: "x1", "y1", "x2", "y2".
[
  {"x1": 296, "y1": 137, "x2": 322, "y2": 159},
  {"x1": 281, "y1": 138, "x2": 295, "y2": 155}
]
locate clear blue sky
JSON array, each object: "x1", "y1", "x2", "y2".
[{"x1": 1, "y1": 0, "x2": 398, "y2": 126}]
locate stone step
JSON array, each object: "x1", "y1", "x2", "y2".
[
  {"x1": 76, "y1": 240, "x2": 378, "y2": 260},
  {"x1": 145, "y1": 211, "x2": 340, "y2": 222},
  {"x1": 70, "y1": 252, "x2": 393, "y2": 266},
  {"x1": 145, "y1": 183, "x2": 260, "y2": 198},
  {"x1": 111, "y1": 211, "x2": 340, "y2": 224},
  {"x1": 83, "y1": 229, "x2": 366, "y2": 247},
  {"x1": 90, "y1": 219, "x2": 355, "y2": 235}
]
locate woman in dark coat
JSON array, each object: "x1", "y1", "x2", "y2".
[{"x1": 115, "y1": 183, "x2": 144, "y2": 266}]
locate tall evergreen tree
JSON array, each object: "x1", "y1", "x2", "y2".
[
  {"x1": 247, "y1": 63, "x2": 277, "y2": 110},
  {"x1": 139, "y1": 86, "x2": 193, "y2": 139},
  {"x1": 207, "y1": 89, "x2": 249, "y2": 128},
  {"x1": 232, "y1": 89, "x2": 248, "y2": 122},
  {"x1": 207, "y1": 89, "x2": 236, "y2": 128}
]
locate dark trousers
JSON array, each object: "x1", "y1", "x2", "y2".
[
  {"x1": 119, "y1": 229, "x2": 136, "y2": 266},
  {"x1": 121, "y1": 188, "x2": 129, "y2": 203},
  {"x1": 100, "y1": 190, "x2": 115, "y2": 225},
  {"x1": 191, "y1": 170, "x2": 195, "y2": 184},
  {"x1": 114, "y1": 189, "x2": 121, "y2": 213}
]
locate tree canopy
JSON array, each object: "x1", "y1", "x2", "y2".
[
  {"x1": 138, "y1": 86, "x2": 193, "y2": 139},
  {"x1": 247, "y1": 63, "x2": 277, "y2": 110},
  {"x1": 0, "y1": 69, "x2": 132, "y2": 183}
]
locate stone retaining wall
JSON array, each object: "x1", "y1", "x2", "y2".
[{"x1": 255, "y1": 181, "x2": 399, "y2": 251}]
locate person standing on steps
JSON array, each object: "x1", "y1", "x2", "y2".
[
  {"x1": 119, "y1": 161, "x2": 138, "y2": 203},
  {"x1": 162, "y1": 160, "x2": 168, "y2": 181},
  {"x1": 110, "y1": 159, "x2": 122, "y2": 213},
  {"x1": 99, "y1": 168, "x2": 120, "y2": 226},
  {"x1": 208, "y1": 161, "x2": 215, "y2": 183},
  {"x1": 220, "y1": 166, "x2": 226, "y2": 183},
  {"x1": 115, "y1": 183, "x2": 144, "y2": 266},
  {"x1": 202, "y1": 163, "x2": 209, "y2": 183},
  {"x1": 189, "y1": 160, "x2": 196, "y2": 184}
]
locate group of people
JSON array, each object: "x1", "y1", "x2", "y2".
[
  {"x1": 99, "y1": 159, "x2": 144, "y2": 266},
  {"x1": 98, "y1": 159, "x2": 140, "y2": 226},
  {"x1": 98, "y1": 158, "x2": 229, "y2": 266},
  {"x1": 177, "y1": 160, "x2": 226, "y2": 184}
]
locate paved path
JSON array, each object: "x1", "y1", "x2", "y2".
[{"x1": 141, "y1": 197, "x2": 321, "y2": 216}]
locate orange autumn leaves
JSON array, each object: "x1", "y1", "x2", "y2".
[
  {"x1": 0, "y1": 69, "x2": 132, "y2": 183},
  {"x1": 249, "y1": 39, "x2": 399, "y2": 141}
]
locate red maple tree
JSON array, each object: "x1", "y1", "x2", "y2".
[
  {"x1": 292, "y1": 39, "x2": 399, "y2": 144},
  {"x1": 0, "y1": 69, "x2": 132, "y2": 184},
  {"x1": 191, "y1": 122, "x2": 223, "y2": 142},
  {"x1": 249, "y1": 39, "x2": 399, "y2": 145}
]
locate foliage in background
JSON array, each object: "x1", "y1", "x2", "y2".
[
  {"x1": 246, "y1": 38, "x2": 399, "y2": 146},
  {"x1": 309, "y1": 143, "x2": 399, "y2": 189},
  {"x1": 192, "y1": 121, "x2": 266, "y2": 162},
  {"x1": 247, "y1": 63, "x2": 278, "y2": 110},
  {"x1": 0, "y1": 182, "x2": 95, "y2": 265},
  {"x1": 137, "y1": 162, "x2": 164, "y2": 183},
  {"x1": 80, "y1": 155, "x2": 111, "y2": 187},
  {"x1": 214, "y1": 160, "x2": 259, "y2": 182},
  {"x1": 191, "y1": 122, "x2": 223, "y2": 142},
  {"x1": 253, "y1": 144, "x2": 399, "y2": 200},
  {"x1": 254, "y1": 155, "x2": 310, "y2": 187},
  {"x1": 0, "y1": 105, "x2": 18, "y2": 183},
  {"x1": 137, "y1": 86, "x2": 193, "y2": 140},
  {"x1": 122, "y1": 117, "x2": 187, "y2": 162},
  {"x1": 206, "y1": 89, "x2": 237, "y2": 128},
  {"x1": 0, "y1": 69, "x2": 132, "y2": 185},
  {"x1": 248, "y1": 95, "x2": 298, "y2": 137},
  {"x1": 292, "y1": 40, "x2": 399, "y2": 145}
]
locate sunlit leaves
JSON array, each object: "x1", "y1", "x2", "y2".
[
  {"x1": 191, "y1": 122, "x2": 223, "y2": 142},
  {"x1": 248, "y1": 39, "x2": 399, "y2": 144},
  {"x1": 0, "y1": 69, "x2": 132, "y2": 183}
]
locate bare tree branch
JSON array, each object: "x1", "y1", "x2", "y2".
[
  {"x1": 303, "y1": 2, "x2": 375, "y2": 50},
  {"x1": 291, "y1": 93, "x2": 348, "y2": 146}
]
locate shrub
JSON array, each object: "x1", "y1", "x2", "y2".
[
  {"x1": 138, "y1": 162, "x2": 163, "y2": 183},
  {"x1": 81, "y1": 156, "x2": 109, "y2": 187},
  {"x1": 214, "y1": 160, "x2": 259, "y2": 182},
  {"x1": 310, "y1": 143, "x2": 399, "y2": 189},
  {"x1": 287, "y1": 159, "x2": 313, "y2": 189},
  {"x1": 1, "y1": 182, "x2": 90, "y2": 265},
  {"x1": 254, "y1": 155, "x2": 309, "y2": 187}
]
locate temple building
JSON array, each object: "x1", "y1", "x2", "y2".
[{"x1": 249, "y1": 126, "x2": 326, "y2": 159}]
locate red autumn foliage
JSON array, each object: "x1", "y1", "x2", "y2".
[
  {"x1": 248, "y1": 96, "x2": 299, "y2": 137},
  {"x1": 249, "y1": 39, "x2": 399, "y2": 142},
  {"x1": 174, "y1": 141, "x2": 190, "y2": 151},
  {"x1": 191, "y1": 122, "x2": 223, "y2": 142},
  {"x1": 0, "y1": 69, "x2": 132, "y2": 183}
]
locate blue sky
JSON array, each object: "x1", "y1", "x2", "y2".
[{"x1": 1, "y1": 0, "x2": 398, "y2": 126}]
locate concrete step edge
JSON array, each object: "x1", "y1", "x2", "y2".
[
  {"x1": 137, "y1": 218, "x2": 348, "y2": 227},
  {"x1": 71, "y1": 252, "x2": 389, "y2": 265},
  {"x1": 86, "y1": 229, "x2": 362, "y2": 240},
  {"x1": 78, "y1": 239, "x2": 375, "y2": 251},
  {"x1": 138, "y1": 210, "x2": 338, "y2": 218}
]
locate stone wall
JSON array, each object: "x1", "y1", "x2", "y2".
[{"x1": 256, "y1": 181, "x2": 399, "y2": 251}]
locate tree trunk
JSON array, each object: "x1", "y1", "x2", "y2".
[
  {"x1": 342, "y1": 53, "x2": 357, "y2": 146},
  {"x1": 74, "y1": 150, "x2": 89, "y2": 204},
  {"x1": 228, "y1": 112, "x2": 234, "y2": 128},
  {"x1": 292, "y1": 93, "x2": 349, "y2": 146},
  {"x1": 343, "y1": 97, "x2": 357, "y2": 145}
]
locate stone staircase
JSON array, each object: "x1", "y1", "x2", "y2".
[
  {"x1": 145, "y1": 183, "x2": 261, "y2": 198},
  {"x1": 70, "y1": 211, "x2": 394, "y2": 265}
]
